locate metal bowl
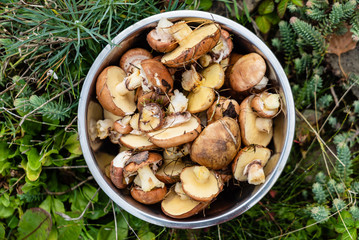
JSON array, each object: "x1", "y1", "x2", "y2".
[{"x1": 78, "y1": 10, "x2": 295, "y2": 229}]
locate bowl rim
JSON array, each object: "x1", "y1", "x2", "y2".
[{"x1": 78, "y1": 10, "x2": 295, "y2": 229}]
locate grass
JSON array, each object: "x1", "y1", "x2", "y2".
[{"x1": 1, "y1": 0, "x2": 359, "y2": 239}]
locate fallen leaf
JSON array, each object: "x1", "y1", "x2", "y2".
[{"x1": 328, "y1": 25, "x2": 357, "y2": 57}]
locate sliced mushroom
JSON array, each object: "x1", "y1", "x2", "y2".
[
  {"x1": 181, "y1": 166, "x2": 222, "y2": 201},
  {"x1": 251, "y1": 92, "x2": 281, "y2": 118},
  {"x1": 146, "y1": 18, "x2": 178, "y2": 53},
  {"x1": 110, "y1": 150, "x2": 132, "y2": 189},
  {"x1": 138, "y1": 103, "x2": 164, "y2": 132},
  {"x1": 229, "y1": 53, "x2": 266, "y2": 93},
  {"x1": 232, "y1": 145, "x2": 271, "y2": 185},
  {"x1": 96, "y1": 66, "x2": 136, "y2": 116},
  {"x1": 161, "y1": 183, "x2": 208, "y2": 219},
  {"x1": 239, "y1": 95, "x2": 273, "y2": 146},
  {"x1": 147, "y1": 116, "x2": 201, "y2": 148},
  {"x1": 161, "y1": 23, "x2": 221, "y2": 68},
  {"x1": 141, "y1": 59, "x2": 174, "y2": 94},
  {"x1": 155, "y1": 158, "x2": 187, "y2": 184},
  {"x1": 190, "y1": 117, "x2": 240, "y2": 170},
  {"x1": 207, "y1": 97, "x2": 240, "y2": 124},
  {"x1": 119, "y1": 134, "x2": 157, "y2": 151},
  {"x1": 169, "y1": 21, "x2": 193, "y2": 42}
]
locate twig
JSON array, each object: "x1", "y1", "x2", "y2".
[
  {"x1": 111, "y1": 201, "x2": 118, "y2": 240},
  {"x1": 56, "y1": 187, "x2": 100, "y2": 221},
  {"x1": 330, "y1": 85, "x2": 339, "y2": 107},
  {"x1": 42, "y1": 165, "x2": 88, "y2": 170},
  {"x1": 45, "y1": 176, "x2": 93, "y2": 195},
  {"x1": 0, "y1": 174, "x2": 25, "y2": 197},
  {"x1": 116, "y1": 205, "x2": 140, "y2": 240}
]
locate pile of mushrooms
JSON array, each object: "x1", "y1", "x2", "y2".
[{"x1": 94, "y1": 18, "x2": 282, "y2": 219}]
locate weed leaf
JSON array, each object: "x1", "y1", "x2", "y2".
[
  {"x1": 328, "y1": 27, "x2": 357, "y2": 57},
  {"x1": 18, "y1": 208, "x2": 52, "y2": 240}
]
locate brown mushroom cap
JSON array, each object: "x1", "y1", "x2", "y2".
[
  {"x1": 161, "y1": 23, "x2": 221, "y2": 68},
  {"x1": 232, "y1": 145, "x2": 271, "y2": 182},
  {"x1": 181, "y1": 166, "x2": 222, "y2": 202},
  {"x1": 161, "y1": 187, "x2": 208, "y2": 219},
  {"x1": 131, "y1": 185, "x2": 167, "y2": 205},
  {"x1": 147, "y1": 29, "x2": 178, "y2": 53},
  {"x1": 113, "y1": 116, "x2": 133, "y2": 135},
  {"x1": 206, "y1": 97, "x2": 240, "y2": 124},
  {"x1": 147, "y1": 115, "x2": 202, "y2": 148},
  {"x1": 124, "y1": 151, "x2": 162, "y2": 174},
  {"x1": 190, "y1": 117, "x2": 241, "y2": 170},
  {"x1": 110, "y1": 151, "x2": 132, "y2": 189},
  {"x1": 138, "y1": 103, "x2": 164, "y2": 132},
  {"x1": 239, "y1": 95, "x2": 273, "y2": 146},
  {"x1": 119, "y1": 48, "x2": 153, "y2": 74},
  {"x1": 229, "y1": 53, "x2": 266, "y2": 92},
  {"x1": 137, "y1": 91, "x2": 170, "y2": 112},
  {"x1": 141, "y1": 59, "x2": 174, "y2": 93},
  {"x1": 96, "y1": 66, "x2": 136, "y2": 116}
]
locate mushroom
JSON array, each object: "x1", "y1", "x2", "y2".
[
  {"x1": 161, "y1": 23, "x2": 221, "y2": 68},
  {"x1": 161, "y1": 183, "x2": 208, "y2": 219},
  {"x1": 162, "y1": 111, "x2": 191, "y2": 129},
  {"x1": 210, "y1": 29, "x2": 233, "y2": 63},
  {"x1": 124, "y1": 151, "x2": 166, "y2": 204},
  {"x1": 113, "y1": 115, "x2": 132, "y2": 135},
  {"x1": 155, "y1": 158, "x2": 188, "y2": 184},
  {"x1": 167, "y1": 89, "x2": 188, "y2": 114},
  {"x1": 146, "y1": 18, "x2": 178, "y2": 53},
  {"x1": 239, "y1": 95, "x2": 273, "y2": 146},
  {"x1": 180, "y1": 166, "x2": 223, "y2": 201},
  {"x1": 119, "y1": 48, "x2": 153, "y2": 74},
  {"x1": 137, "y1": 91, "x2": 170, "y2": 112},
  {"x1": 119, "y1": 134, "x2": 157, "y2": 151},
  {"x1": 206, "y1": 97, "x2": 240, "y2": 124},
  {"x1": 140, "y1": 59, "x2": 174, "y2": 94},
  {"x1": 147, "y1": 115, "x2": 202, "y2": 148},
  {"x1": 163, "y1": 143, "x2": 191, "y2": 160},
  {"x1": 181, "y1": 65, "x2": 202, "y2": 92},
  {"x1": 96, "y1": 119, "x2": 114, "y2": 139},
  {"x1": 96, "y1": 66, "x2": 136, "y2": 116},
  {"x1": 110, "y1": 150, "x2": 132, "y2": 189},
  {"x1": 103, "y1": 109, "x2": 122, "y2": 122},
  {"x1": 138, "y1": 103, "x2": 164, "y2": 132},
  {"x1": 168, "y1": 21, "x2": 193, "y2": 43},
  {"x1": 229, "y1": 53, "x2": 267, "y2": 93},
  {"x1": 190, "y1": 117, "x2": 241, "y2": 170},
  {"x1": 232, "y1": 145, "x2": 271, "y2": 185},
  {"x1": 251, "y1": 91, "x2": 281, "y2": 118},
  {"x1": 87, "y1": 101, "x2": 104, "y2": 151},
  {"x1": 186, "y1": 63, "x2": 225, "y2": 113}
]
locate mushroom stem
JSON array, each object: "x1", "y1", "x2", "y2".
[
  {"x1": 264, "y1": 94, "x2": 280, "y2": 110},
  {"x1": 181, "y1": 65, "x2": 202, "y2": 92},
  {"x1": 244, "y1": 160, "x2": 265, "y2": 185},
  {"x1": 174, "y1": 182, "x2": 189, "y2": 200},
  {"x1": 116, "y1": 69, "x2": 143, "y2": 96},
  {"x1": 193, "y1": 166, "x2": 210, "y2": 184},
  {"x1": 169, "y1": 21, "x2": 193, "y2": 43},
  {"x1": 134, "y1": 165, "x2": 164, "y2": 192},
  {"x1": 255, "y1": 118, "x2": 272, "y2": 133},
  {"x1": 96, "y1": 119, "x2": 114, "y2": 139}
]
